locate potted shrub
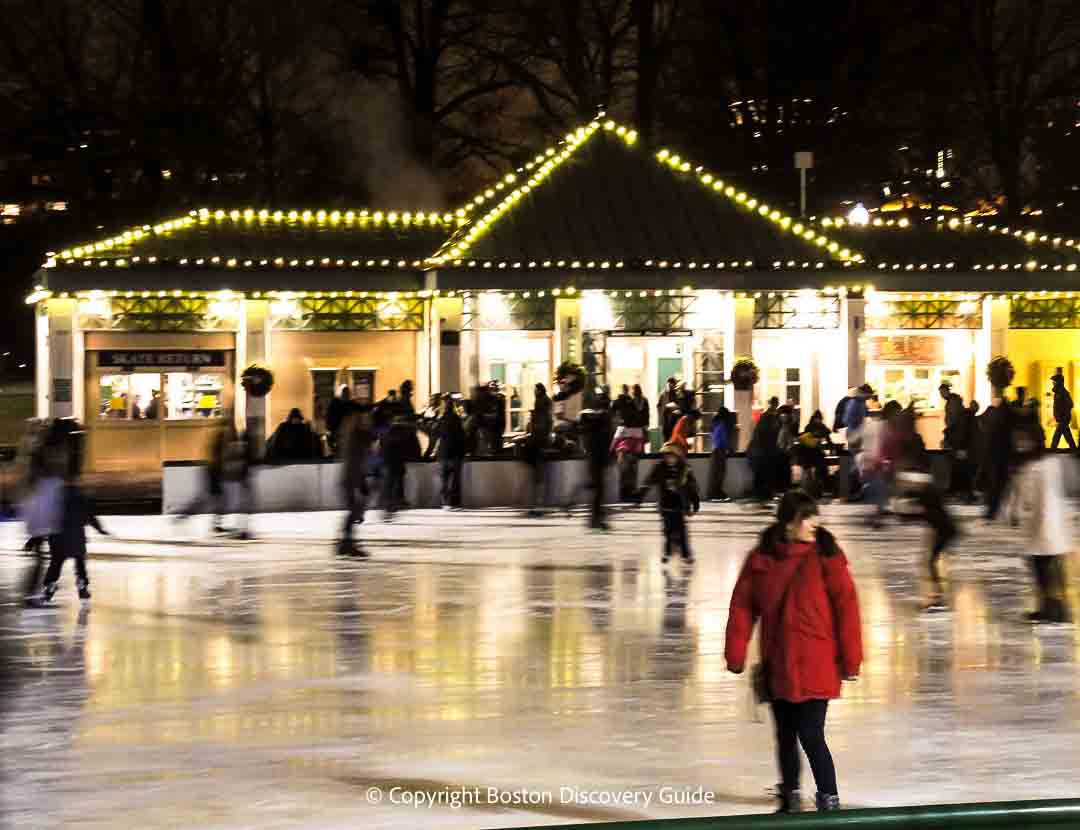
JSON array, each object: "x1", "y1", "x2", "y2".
[
  {"x1": 241, "y1": 364, "x2": 275, "y2": 398},
  {"x1": 986, "y1": 356, "x2": 1015, "y2": 397},
  {"x1": 729, "y1": 357, "x2": 760, "y2": 392}
]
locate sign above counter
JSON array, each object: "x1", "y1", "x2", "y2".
[{"x1": 97, "y1": 350, "x2": 227, "y2": 369}]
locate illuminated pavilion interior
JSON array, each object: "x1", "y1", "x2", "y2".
[{"x1": 28, "y1": 115, "x2": 1080, "y2": 470}]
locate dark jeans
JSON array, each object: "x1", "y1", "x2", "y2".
[
  {"x1": 440, "y1": 456, "x2": 463, "y2": 508},
  {"x1": 43, "y1": 540, "x2": 88, "y2": 588},
  {"x1": 661, "y1": 510, "x2": 691, "y2": 559},
  {"x1": 1030, "y1": 555, "x2": 1071, "y2": 622},
  {"x1": 948, "y1": 454, "x2": 976, "y2": 498},
  {"x1": 920, "y1": 489, "x2": 957, "y2": 596},
  {"x1": 617, "y1": 452, "x2": 640, "y2": 501},
  {"x1": 708, "y1": 450, "x2": 728, "y2": 500},
  {"x1": 771, "y1": 699, "x2": 837, "y2": 796},
  {"x1": 22, "y1": 541, "x2": 49, "y2": 597},
  {"x1": 1051, "y1": 422, "x2": 1077, "y2": 450},
  {"x1": 794, "y1": 447, "x2": 828, "y2": 497},
  {"x1": 984, "y1": 460, "x2": 1011, "y2": 520},
  {"x1": 527, "y1": 457, "x2": 550, "y2": 510},
  {"x1": 751, "y1": 452, "x2": 776, "y2": 502},
  {"x1": 588, "y1": 461, "x2": 607, "y2": 528},
  {"x1": 181, "y1": 476, "x2": 227, "y2": 528},
  {"x1": 340, "y1": 479, "x2": 368, "y2": 543},
  {"x1": 382, "y1": 461, "x2": 405, "y2": 516}
]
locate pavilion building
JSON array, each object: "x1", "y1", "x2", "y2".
[{"x1": 30, "y1": 116, "x2": 1080, "y2": 471}]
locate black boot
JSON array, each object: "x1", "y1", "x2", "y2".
[
  {"x1": 26, "y1": 581, "x2": 57, "y2": 608},
  {"x1": 337, "y1": 540, "x2": 369, "y2": 559},
  {"x1": 815, "y1": 792, "x2": 840, "y2": 811},
  {"x1": 775, "y1": 787, "x2": 801, "y2": 814},
  {"x1": 77, "y1": 579, "x2": 91, "y2": 601}
]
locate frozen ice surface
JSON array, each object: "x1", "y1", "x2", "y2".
[{"x1": 3, "y1": 502, "x2": 1080, "y2": 828}]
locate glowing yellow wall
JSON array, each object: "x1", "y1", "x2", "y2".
[{"x1": 1007, "y1": 330, "x2": 1080, "y2": 431}]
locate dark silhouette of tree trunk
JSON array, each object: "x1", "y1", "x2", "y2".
[
  {"x1": 954, "y1": 0, "x2": 1080, "y2": 216},
  {"x1": 335, "y1": 0, "x2": 518, "y2": 170}
]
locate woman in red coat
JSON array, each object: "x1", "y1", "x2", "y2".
[{"x1": 725, "y1": 490, "x2": 863, "y2": 813}]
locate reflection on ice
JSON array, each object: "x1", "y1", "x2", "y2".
[{"x1": 2, "y1": 504, "x2": 1080, "y2": 827}]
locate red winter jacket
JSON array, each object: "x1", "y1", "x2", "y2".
[{"x1": 725, "y1": 534, "x2": 863, "y2": 702}]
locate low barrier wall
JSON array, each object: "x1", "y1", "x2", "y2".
[
  {"x1": 162, "y1": 455, "x2": 764, "y2": 514},
  {"x1": 162, "y1": 451, "x2": 1080, "y2": 514}
]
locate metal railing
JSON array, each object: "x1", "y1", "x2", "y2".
[{"x1": 512, "y1": 800, "x2": 1080, "y2": 830}]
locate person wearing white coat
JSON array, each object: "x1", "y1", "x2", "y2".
[{"x1": 1006, "y1": 424, "x2": 1072, "y2": 623}]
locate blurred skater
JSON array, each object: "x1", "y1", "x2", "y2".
[
  {"x1": 521, "y1": 384, "x2": 554, "y2": 516},
  {"x1": 25, "y1": 468, "x2": 110, "y2": 607},
  {"x1": 575, "y1": 390, "x2": 614, "y2": 530},
  {"x1": 1006, "y1": 421, "x2": 1072, "y2": 623},
  {"x1": 338, "y1": 410, "x2": 374, "y2": 557}
]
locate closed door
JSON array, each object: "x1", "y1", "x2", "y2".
[
  {"x1": 656, "y1": 357, "x2": 683, "y2": 398},
  {"x1": 350, "y1": 370, "x2": 376, "y2": 406}
]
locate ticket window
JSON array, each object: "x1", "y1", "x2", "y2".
[
  {"x1": 166, "y1": 372, "x2": 225, "y2": 419},
  {"x1": 97, "y1": 371, "x2": 225, "y2": 421},
  {"x1": 869, "y1": 366, "x2": 961, "y2": 412},
  {"x1": 99, "y1": 373, "x2": 162, "y2": 420}
]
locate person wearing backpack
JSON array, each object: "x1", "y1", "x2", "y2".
[{"x1": 725, "y1": 491, "x2": 863, "y2": 813}]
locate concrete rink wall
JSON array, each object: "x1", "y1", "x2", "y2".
[
  {"x1": 164, "y1": 453, "x2": 756, "y2": 511},
  {"x1": 164, "y1": 454, "x2": 804, "y2": 513},
  {"x1": 162, "y1": 452, "x2": 1080, "y2": 514}
]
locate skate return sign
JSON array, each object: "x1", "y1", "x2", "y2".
[{"x1": 98, "y1": 350, "x2": 227, "y2": 368}]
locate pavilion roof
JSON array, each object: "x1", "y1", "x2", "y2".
[
  {"x1": 433, "y1": 118, "x2": 858, "y2": 270},
  {"x1": 807, "y1": 212, "x2": 1080, "y2": 273}
]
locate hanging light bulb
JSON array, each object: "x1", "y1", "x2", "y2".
[{"x1": 847, "y1": 203, "x2": 871, "y2": 226}]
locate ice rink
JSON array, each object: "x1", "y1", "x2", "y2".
[{"x1": 3, "y1": 501, "x2": 1080, "y2": 828}]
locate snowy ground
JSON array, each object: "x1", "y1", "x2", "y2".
[{"x1": 2, "y1": 501, "x2": 1080, "y2": 829}]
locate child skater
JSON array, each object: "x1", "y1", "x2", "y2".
[
  {"x1": 637, "y1": 442, "x2": 701, "y2": 564},
  {"x1": 25, "y1": 472, "x2": 109, "y2": 607}
]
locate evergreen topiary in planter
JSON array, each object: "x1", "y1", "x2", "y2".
[
  {"x1": 241, "y1": 364, "x2": 275, "y2": 398},
  {"x1": 729, "y1": 357, "x2": 760, "y2": 392},
  {"x1": 986, "y1": 356, "x2": 1015, "y2": 395}
]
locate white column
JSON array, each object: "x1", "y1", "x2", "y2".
[
  {"x1": 244, "y1": 299, "x2": 271, "y2": 445},
  {"x1": 46, "y1": 298, "x2": 77, "y2": 419},
  {"x1": 425, "y1": 296, "x2": 441, "y2": 397},
  {"x1": 416, "y1": 297, "x2": 433, "y2": 402},
  {"x1": 459, "y1": 294, "x2": 480, "y2": 394},
  {"x1": 978, "y1": 295, "x2": 1010, "y2": 402},
  {"x1": 235, "y1": 298, "x2": 248, "y2": 425},
  {"x1": 724, "y1": 295, "x2": 755, "y2": 451},
  {"x1": 842, "y1": 296, "x2": 867, "y2": 390},
  {"x1": 35, "y1": 303, "x2": 50, "y2": 419}
]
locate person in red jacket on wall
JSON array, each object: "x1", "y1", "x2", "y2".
[{"x1": 725, "y1": 490, "x2": 863, "y2": 814}]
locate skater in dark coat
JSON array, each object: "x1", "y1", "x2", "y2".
[
  {"x1": 26, "y1": 477, "x2": 109, "y2": 606},
  {"x1": 637, "y1": 443, "x2": 701, "y2": 564},
  {"x1": 436, "y1": 398, "x2": 468, "y2": 510},
  {"x1": 1050, "y1": 371, "x2": 1076, "y2": 450},
  {"x1": 578, "y1": 391, "x2": 615, "y2": 530},
  {"x1": 725, "y1": 490, "x2": 863, "y2": 813},
  {"x1": 750, "y1": 397, "x2": 783, "y2": 505},
  {"x1": 338, "y1": 411, "x2": 374, "y2": 556},
  {"x1": 522, "y1": 385, "x2": 554, "y2": 516}
]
